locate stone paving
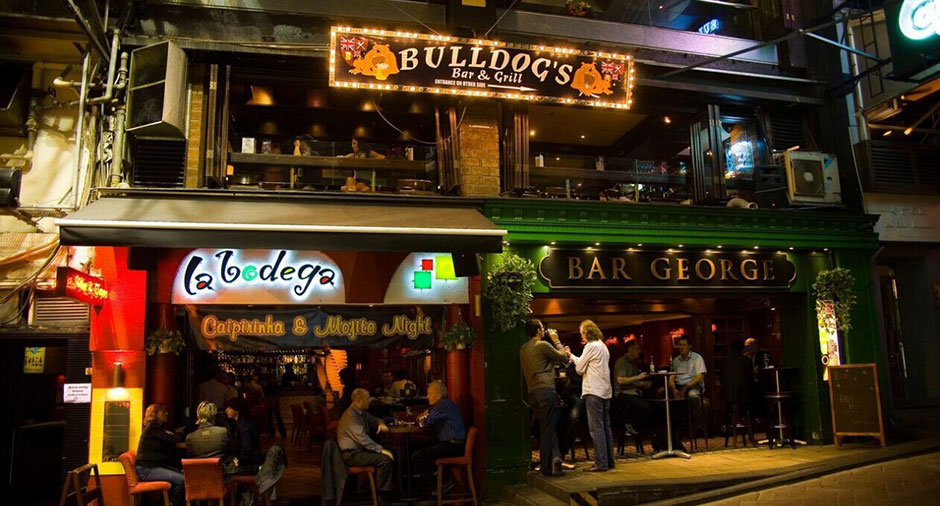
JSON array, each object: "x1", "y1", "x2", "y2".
[{"x1": 702, "y1": 451, "x2": 940, "y2": 506}]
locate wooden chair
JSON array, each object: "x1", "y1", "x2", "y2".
[
  {"x1": 59, "y1": 463, "x2": 105, "y2": 506},
  {"x1": 290, "y1": 403, "x2": 308, "y2": 445},
  {"x1": 119, "y1": 450, "x2": 171, "y2": 506},
  {"x1": 434, "y1": 427, "x2": 479, "y2": 506},
  {"x1": 181, "y1": 458, "x2": 233, "y2": 506},
  {"x1": 230, "y1": 475, "x2": 272, "y2": 506},
  {"x1": 345, "y1": 466, "x2": 378, "y2": 506}
]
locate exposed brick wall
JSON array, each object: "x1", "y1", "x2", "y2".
[
  {"x1": 184, "y1": 64, "x2": 205, "y2": 188},
  {"x1": 458, "y1": 104, "x2": 500, "y2": 197}
]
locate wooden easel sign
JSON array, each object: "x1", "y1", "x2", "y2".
[{"x1": 827, "y1": 363, "x2": 886, "y2": 448}]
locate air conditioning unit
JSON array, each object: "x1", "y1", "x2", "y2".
[{"x1": 775, "y1": 151, "x2": 842, "y2": 205}]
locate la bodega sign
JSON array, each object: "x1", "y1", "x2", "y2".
[{"x1": 172, "y1": 249, "x2": 346, "y2": 305}]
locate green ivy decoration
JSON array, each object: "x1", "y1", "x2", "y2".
[
  {"x1": 483, "y1": 253, "x2": 536, "y2": 332},
  {"x1": 813, "y1": 268, "x2": 857, "y2": 332},
  {"x1": 440, "y1": 322, "x2": 476, "y2": 351},
  {"x1": 145, "y1": 328, "x2": 185, "y2": 355}
]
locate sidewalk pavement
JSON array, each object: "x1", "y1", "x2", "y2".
[
  {"x1": 702, "y1": 450, "x2": 940, "y2": 506},
  {"x1": 508, "y1": 437, "x2": 940, "y2": 506}
]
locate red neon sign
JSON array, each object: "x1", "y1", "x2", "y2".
[{"x1": 57, "y1": 267, "x2": 109, "y2": 306}]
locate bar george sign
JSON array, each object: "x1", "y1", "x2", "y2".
[
  {"x1": 538, "y1": 249, "x2": 797, "y2": 289},
  {"x1": 330, "y1": 26, "x2": 635, "y2": 109}
]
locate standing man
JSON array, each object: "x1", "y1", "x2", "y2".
[
  {"x1": 744, "y1": 337, "x2": 774, "y2": 418},
  {"x1": 568, "y1": 320, "x2": 614, "y2": 472},
  {"x1": 520, "y1": 319, "x2": 568, "y2": 477},
  {"x1": 196, "y1": 370, "x2": 237, "y2": 411},
  {"x1": 413, "y1": 381, "x2": 466, "y2": 494},
  {"x1": 337, "y1": 388, "x2": 394, "y2": 505}
]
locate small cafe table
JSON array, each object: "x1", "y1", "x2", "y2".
[
  {"x1": 757, "y1": 366, "x2": 806, "y2": 448},
  {"x1": 649, "y1": 371, "x2": 691, "y2": 460},
  {"x1": 382, "y1": 423, "x2": 432, "y2": 503}
]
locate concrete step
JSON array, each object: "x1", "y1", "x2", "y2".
[{"x1": 505, "y1": 485, "x2": 567, "y2": 506}]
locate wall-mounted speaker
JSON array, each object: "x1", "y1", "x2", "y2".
[{"x1": 127, "y1": 41, "x2": 188, "y2": 139}]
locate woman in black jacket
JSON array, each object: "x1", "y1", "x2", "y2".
[{"x1": 136, "y1": 404, "x2": 184, "y2": 505}]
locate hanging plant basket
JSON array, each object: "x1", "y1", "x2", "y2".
[
  {"x1": 441, "y1": 322, "x2": 476, "y2": 351},
  {"x1": 813, "y1": 267, "x2": 857, "y2": 333},
  {"x1": 145, "y1": 328, "x2": 185, "y2": 355},
  {"x1": 483, "y1": 253, "x2": 536, "y2": 332}
]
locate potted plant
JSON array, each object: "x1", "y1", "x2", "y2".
[
  {"x1": 145, "y1": 328, "x2": 185, "y2": 355},
  {"x1": 483, "y1": 253, "x2": 536, "y2": 332},
  {"x1": 441, "y1": 322, "x2": 476, "y2": 351},
  {"x1": 813, "y1": 267, "x2": 857, "y2": 332}
]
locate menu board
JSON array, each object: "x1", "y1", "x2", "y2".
[
  {"x1": 101, "y1": 401, "x2": 131, "y2": 462},
  {"x1": 827, "y1": 364, "x2": 886, "y2": 448}
]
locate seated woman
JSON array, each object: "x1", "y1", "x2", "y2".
[
  {"x1": 186, "y1": 401, "x2": 235, "y2": 474},
  {"x1": 225, "y1": 399, "x2": 264, "y2": 474},
  {"x1": 343, "y1": 136, "x2": 385, "y2": 159},
  {"x1": 136, "y1": 404, "x2": 185, "y2": 506}
]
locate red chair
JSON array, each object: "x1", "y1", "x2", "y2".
[
  {"x1": 118, "y1": 450, "x2": 171, "y2": 506},
  {"x1": 434, "y1": 427, "x2": 477, "y2": 506},
  {"x1": 435, "y1": 427, "x2": 478, "y2": 506},
  {"x1": 230, "y1": 475, "x2": 272, "y2": 506},
  {"x1": 181, "y1": 458, "x2": 233, "y2": 506},
  {"x1": 323, "y1": 406, "x2": 339, "y2": 439},
  {"x1": 290, "y1": 404, "x2": 308, "y2": 445},
  {"x1": 345, "y1": 466, "x2": 378, "y2": 506}
]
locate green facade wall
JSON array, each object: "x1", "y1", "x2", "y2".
[{"x1": 479, "y1": 198, "x2": 883, "y2": 498}]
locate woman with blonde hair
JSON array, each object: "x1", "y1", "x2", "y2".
[
  {"x1": 136, "y1": 404, "x2": 185, "y2": 505},
  {"x1": 568, "y1": 320, "x2": 615, "y2": 471}
]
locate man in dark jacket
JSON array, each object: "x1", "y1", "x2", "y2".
[
  {"x1": 186, "y1": 401, "x2": 235, "y2": 473},
  {"x1": 225, "y1": 399, "x2": 264, "y2": 474},
  {"x1": 722, "y1": 339, "x2": 755, "y2": 443}
]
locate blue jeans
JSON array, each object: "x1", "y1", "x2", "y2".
[
  {"x1": 584, "y1": 395, "x2": 615, "y2": 470},
  {"x1": 529, "y1": 387, "x2": 561, "y2": 474},
  {"x1": 136, "y1": 465, "x2": 185, "y2": 506}
]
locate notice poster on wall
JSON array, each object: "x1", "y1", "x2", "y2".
[
  {"x1": 23, "y1": 347, "x2": 45, "y2": 373},
  {"x1": 187, "y1": 305, "x2": 444, "y2": 351}
]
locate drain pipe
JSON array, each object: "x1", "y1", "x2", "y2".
[
  {"x1": 72, "y1": 51, "x2": 90, "y2": 210},
  {"x1": 87, "y1": 30, "x2": 122, "y2": 105},
  {"x1": 109, "y1": 102, "x2": 127, "y2": 186}
]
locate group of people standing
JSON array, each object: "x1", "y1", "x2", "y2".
[{"x1": 521, "y1": 318, "x2": 710, "y2": 474}]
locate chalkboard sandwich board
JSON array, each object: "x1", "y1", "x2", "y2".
[{"x1": 827, "y1": 363, "x2": 886, "y2": 448}]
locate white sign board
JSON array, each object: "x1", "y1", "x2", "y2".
[
  {"x1": 867, "y1": 193, "x2": 940, "y2": 243},
  {"x1": 64, "y1": 383, "x2": 92, "y2": 403},
  {"x1": 172, "y1": 249, "x2": 346, "y2": 305}
]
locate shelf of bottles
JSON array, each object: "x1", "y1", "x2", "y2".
[{"x1": 212, "y1": 349, "x2": 317, "y2": 386}]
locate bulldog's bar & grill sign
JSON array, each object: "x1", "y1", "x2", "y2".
[{"x1": 329, "y1": 26, "x2": 635, "y2": 109}]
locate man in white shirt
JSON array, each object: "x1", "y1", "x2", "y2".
[
  {"x1": 568, "y1": 320, "x2": 614, "y2": 472},
  {"x1": 669, "y1": 336, "x2": 706, "y2": 400}
]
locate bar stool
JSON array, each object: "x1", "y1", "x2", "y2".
[
  {"x1": 723, "y1": 403, "x2": 755, "y2": 448},
  {"x1": 686, "y1": 397, "x2": 709, "y2": 453},
  {"x1": 434, "y1": 427, "x2": 479, "y2": 506},
  {"x1": 345, "y1": 466, "x2": 378, "y2": 506},
  {"x1": 766, "y1": 391, "x2": 796, "y2": 449},
  {"x1": 231, "y1": 475, "x2": 272, "y2": 506},
  {"x1": 119, "y1": 450, "x2": 171, "y2": 506}
]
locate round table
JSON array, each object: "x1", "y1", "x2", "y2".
[
  {"x1": 381, "y1": 424, "x2": 433, "y2": 503},
  {"x1": 648, "y1": 371, "x2": 691, "y2": 460}
]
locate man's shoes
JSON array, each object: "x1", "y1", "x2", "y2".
[
  {"x1": 624, "y1": 424, "x2": 638, "y2": 436},
  {"x1": 561, "y1": 462, "x2": 576, "y2": 470},
  {"x1": 585, "y1": 466, "x2": 608, "y2": 472},
  {"x1": 552, "y1": 458, "x2": 563, "y2": 476}
]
